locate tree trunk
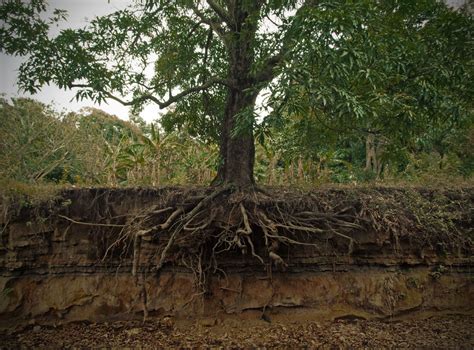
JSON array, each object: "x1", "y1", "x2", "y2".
[
  {"x1": 211, "y1": 1, "x2": 263, "y2": 188},
  {"x1": 365, "y1": 133, "x2": 385, "y2": 179},
  {"x1": 214, "y1": 88, "x2": 257, "y2": 187},
  {"x1": 297, "y1": 156, "x2": 304, "y2": 182}
]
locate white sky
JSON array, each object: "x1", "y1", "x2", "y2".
[{"x1": 0, "y1": 0, "x2": 161, "y2": 122}]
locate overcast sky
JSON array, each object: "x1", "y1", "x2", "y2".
[{"x1": 0, "y1": 0, "x2": 162, "y2": 122}]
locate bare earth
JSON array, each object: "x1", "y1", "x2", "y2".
[{"x1": 0, "y1": 315, "x2": 472, "y2": 349}]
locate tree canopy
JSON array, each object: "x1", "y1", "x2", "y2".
[{"x1": 1, "y1": 0, "x2": 472, "y2": 186}]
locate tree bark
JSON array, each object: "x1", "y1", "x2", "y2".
[
  {"x1": 365, "y1": 133, "x2": 377, "y2": 173},
  {"x1": 219, "y1": 90, "x2": 256, "y2": 187},
  {"x1": 365, "y1": 133, "x2": 385, "y2": 179},
  {"x1": 213, "y1": 83, "x2": 258, "y2": 187}
]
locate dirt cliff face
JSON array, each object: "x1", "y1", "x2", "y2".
[{"x1": 0, "y1": 187, "x2": 472, "y2": 328}]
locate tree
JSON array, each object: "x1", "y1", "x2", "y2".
[
  {"x1": 261, "y1": 0, "x2": 473, "y2": 180},
  {"x1": 0, "y1": 97, "x2": 76, "y2": 183},
  {"x1": 1, "y1": 0, "x2": 472, "y2": 187},
  {"x1": 2, "y1": 1, "x2": 473, "y2": 290}
]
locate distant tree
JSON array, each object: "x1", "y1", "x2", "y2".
[{"x1": 0, "y1": 97, "x2": 78, "y2": 182}]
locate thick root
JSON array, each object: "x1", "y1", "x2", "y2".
[{"x1": 119, "y1": 186, "x2": 363, "y2": 294}]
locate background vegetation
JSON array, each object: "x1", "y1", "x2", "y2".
[{"x1": 1, "y1": 96, "x2": 472, "y2": 191}]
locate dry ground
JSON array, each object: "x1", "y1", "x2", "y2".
[{"x1": 0, "y1": 315, "x2": 472, "y2": 349}]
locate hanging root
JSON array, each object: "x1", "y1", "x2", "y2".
[
  {"x1": 139, "y1": 272, "x2": 148, "y2": 322},
  {"x1": 154, "y1": 186, "x2": 231, "y2": 272},
  {"x1": 56, "y1": 185, "x2": 468, "y2": 303},
  {"x1": 132, "y1": 234, "x2": 141, "y2": 277},
  {"x1": 43, "y1": 185, "x2": 469, "y2": 319}
]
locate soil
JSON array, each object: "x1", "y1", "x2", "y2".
[
  {"x1": 1, "y1": 315, "x2": 472, "y2": 349},
  {"x1": 1, "y1": 187, "x2": 472, "y2": 348}
]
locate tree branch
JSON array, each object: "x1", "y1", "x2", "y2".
[
  {"x1": 252, "y1": 1, "x2": 311, "y2": 85},
  {"x1": 189, "y1": 3, "x2": 229, "y2": 48},
  {"x1": 206, "y1": 0, "x2": 233, "y2": 27},
  {"x1": 70, "y1": 77, "x2": 232, "y2": 109},
  {"x1": 253, "y1": 52, "x2": 285, "y2": 85}
]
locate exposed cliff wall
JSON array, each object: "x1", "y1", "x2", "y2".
[{"x1": 0, "y1": 187, "x2": 472, "y2": 328}]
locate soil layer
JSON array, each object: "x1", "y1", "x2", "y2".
[{"x1": 0, "y1": 186, "x2": 472, "y2": 331}]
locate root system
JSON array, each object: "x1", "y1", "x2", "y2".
[{"x1": 106, "y1": 186, "x2": 473, "y2": 299}]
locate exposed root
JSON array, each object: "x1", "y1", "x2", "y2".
[
  {"x1": 57, "y1": 214, "x2": 126, "y2": 228},
  {"x1": 269, "y1": 251, "x2": 287, "y2": 269},
  {"x1": 139, "y1": 272, "x2": 148, "y2": 322},
  {"x1": 132, "y1": 234, "x2": 141, "y2": 277},
  {"x1": 91, "y1": 186, "x2": 473, "y2": 297},
  {"x1": 238, "y1": 203, "x2": 252, "y2": 235},
  {"x1": 119, "y1": 186, "x2": 368, "y2": 295},
  {"x1": 158, "y1": 207, "x2": 183, "y2": 231}
]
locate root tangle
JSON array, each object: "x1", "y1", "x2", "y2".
[{"x1": 119, "y1": 186, "x2": 360, "y2": 294}]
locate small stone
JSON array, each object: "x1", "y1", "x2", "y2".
[{"x1": 33, "y1": 326, "x2": 41, "y2": 332}]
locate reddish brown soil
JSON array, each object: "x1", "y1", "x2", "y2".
[{"x1": 1, "y1": 315, "x2": 472, "y2": 349}]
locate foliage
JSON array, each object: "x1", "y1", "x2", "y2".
[
  {"x1": 0, "y1": 1, "x2": 472, "y2": 186},
  {"x1": 0, "y1": 97, "x2": 79, "y2": 183},
  {"x1": 0, "y1": 98, "x2": 218, "y2": 187},
  {"x1": 260, "y1": 0, "x2": 473, "y2": 182},
  {"x1": 0, "y1": 96, "x2": 472, "y2": 189}
]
